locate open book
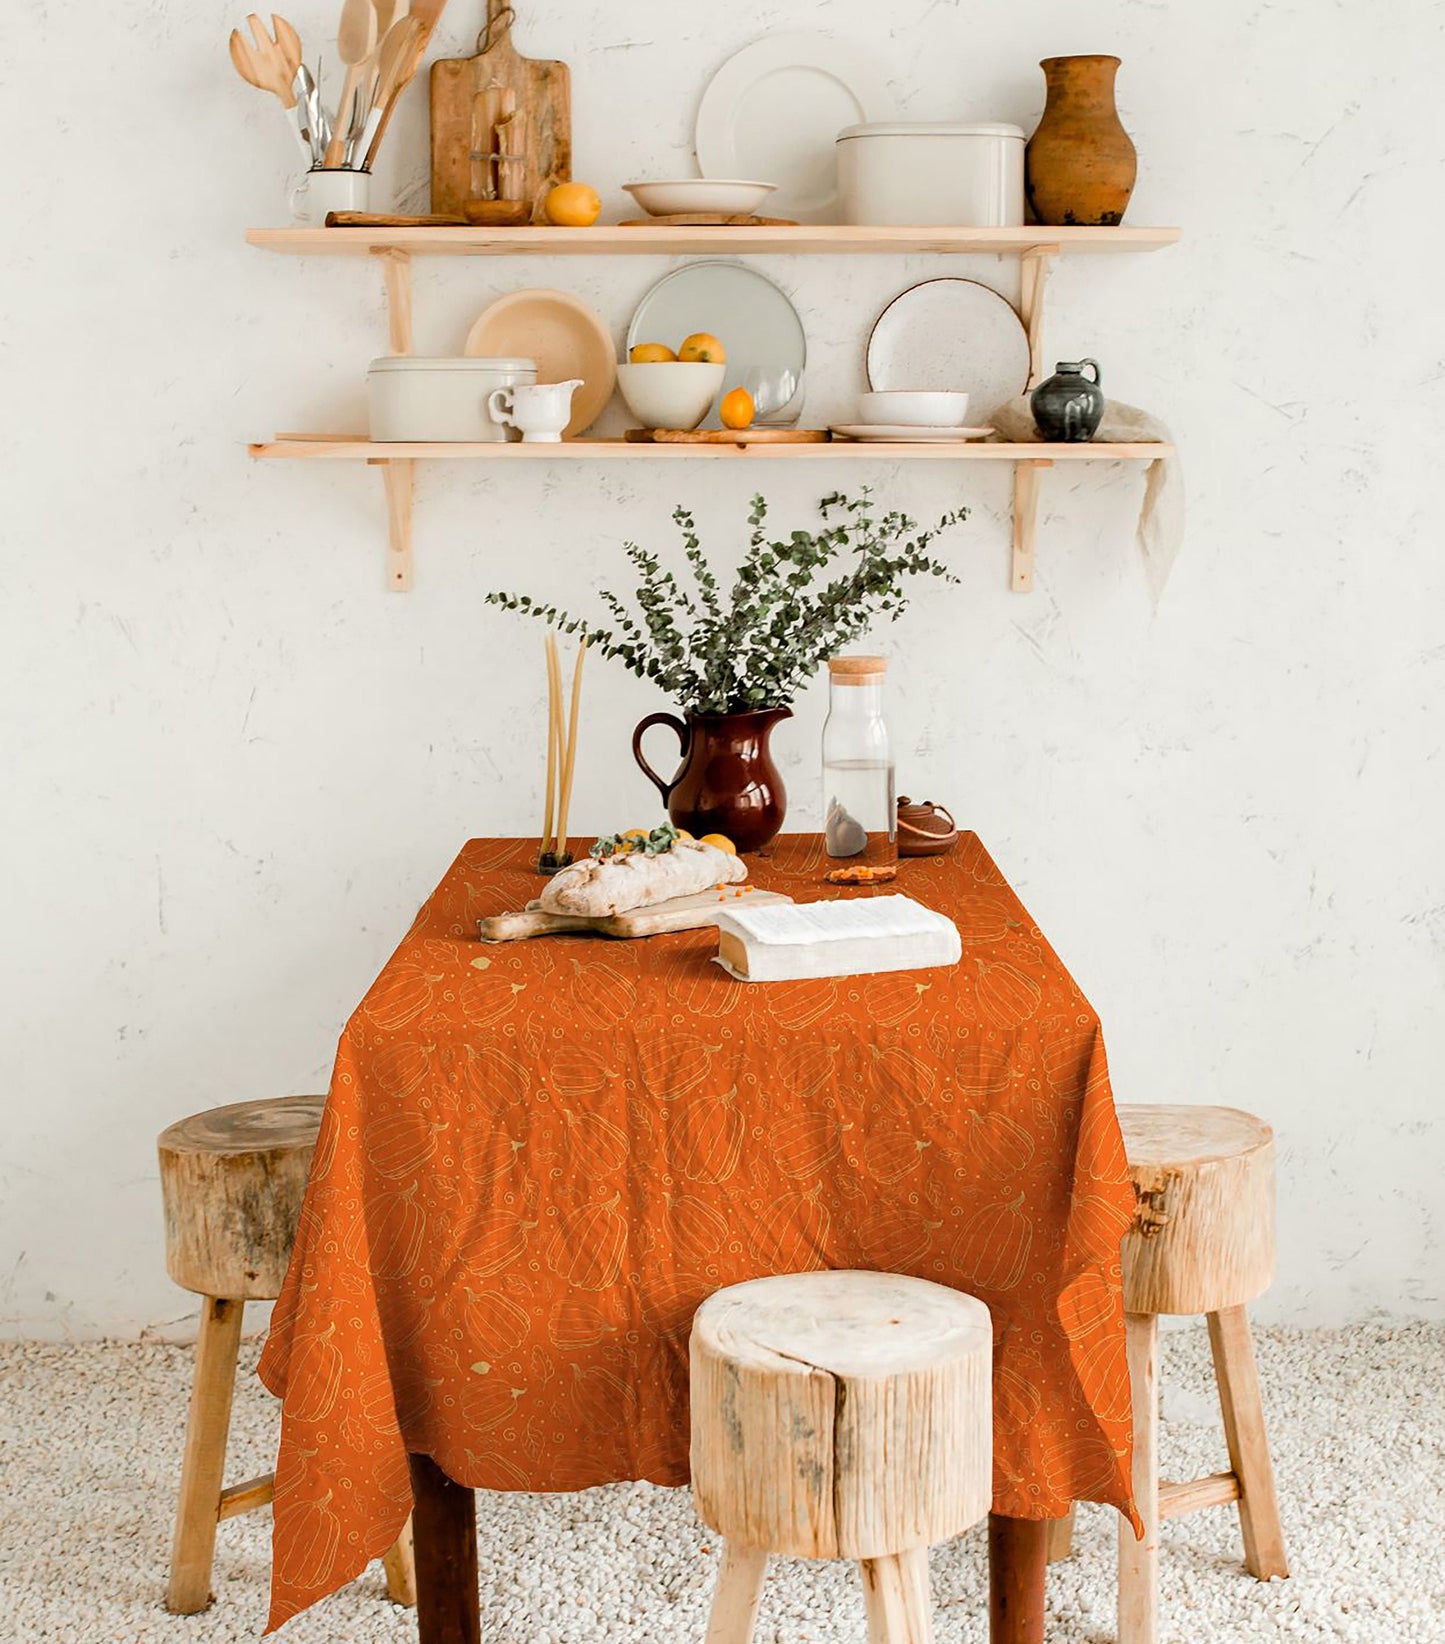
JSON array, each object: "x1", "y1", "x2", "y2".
[{"x1": 713, "y1": 895, "x2": 962, "y2": 982}]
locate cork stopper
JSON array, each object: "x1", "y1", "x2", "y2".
[{"x1": 827, "y1": 655, "x2": 887, "y2": 685}]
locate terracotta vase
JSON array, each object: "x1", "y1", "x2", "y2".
[
  {"x1": 1025, "y1": 55, "x2": 1137, "y2": 227},
  {"x1": 632, "y1": 707, "x2": 790, "y2": 853}
]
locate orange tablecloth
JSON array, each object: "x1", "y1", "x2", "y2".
[{"x1": 259, "y1": 834, "x2": 1138, "y2": 1632}]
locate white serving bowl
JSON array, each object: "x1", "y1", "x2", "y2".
[
  {"x1": 858, "y1": 390, "x2": 970, "y2": 427},
  {"x1": 616, "y1": 362, "x2": 727, "y2": 430},
  {"x1": 623, "y1": 179, "x2": 777, "y2": 217}
]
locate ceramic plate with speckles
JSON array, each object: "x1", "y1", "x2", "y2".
[{"x1": 865, "y1": 278, "x2": 1031, "y2": 421}]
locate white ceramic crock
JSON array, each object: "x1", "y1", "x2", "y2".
[
  {"x1": 836, "y1": 122, "x2": 1025, "y2": 227},
  {"x1": 367, "y1": 357, "x2": 537, "y2": 442}
]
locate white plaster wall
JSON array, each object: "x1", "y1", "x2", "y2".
[{"x1": 2, "y1": 1, "x2": 1442, "y2": 1337}]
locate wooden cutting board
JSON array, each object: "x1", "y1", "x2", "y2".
[
  {"x1": 625, "y1": 428, "x2": 830, "y2": 444},
  {"x1": 478, "y1": 886, "x2": 791, "y2": 942},
  {"x1": 431, "y1": 0, "x2": 570, "y2": 221}
]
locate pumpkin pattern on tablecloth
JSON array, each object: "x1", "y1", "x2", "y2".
[{"x1": 258, "y1": 834, "x2": 1141, "y2": 1634}]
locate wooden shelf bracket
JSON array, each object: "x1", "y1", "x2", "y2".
[
  {"x1": 1019, "y1": 243, "x2": 1059, "y2": 390},
  {"x1": 1011, "y1": 459, "x2": 1053, "y2": 593},
  {"x1": 375, "y1": 247, "x2": 414, "y2": 355},
  {"x1": 369, "y1": 456, "x2": 415, "y2": 590}
]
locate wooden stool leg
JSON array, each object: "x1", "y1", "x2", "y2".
[
  {"x1": 166, "y1": 1296, "x2": 245, "y2": 1614},
  {"x1": 409, "y1": 1455, "x2": 480, "y2": 1644},
  {"x1": 1118, "y1": 1312, "x2": 1160, "y2": 1644},
  {"x1": 861, "y1": 1547, "x2": 933, "y2": 1644},
  {"x1": 705, "y1": 1542, "x2": 769, "y2": 1644},
  {"x1": 988, "y1": 1515, "x2": 1048, "y2": 1644},
  {"x1": 1045, "y1": 1506, "x2": 1075, "y2": 1562},
  {"x1": 381, "y1": 1512, "x2": 417, "y2": 1606},
  {"x1": 1207, "y1": 1306, "x2": 1289, "y2": 1580}
]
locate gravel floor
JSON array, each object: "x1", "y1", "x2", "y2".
[{"x1": 0, "y1": 1325, "x2": 1440, "y2": 1643}]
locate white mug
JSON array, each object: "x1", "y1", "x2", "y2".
[
  {"x1": 488, "y1": 380, "x2": 584, "y2": 443},
  {"x1": 290, "y1": 168, "x2": 372, "y2": 225}
]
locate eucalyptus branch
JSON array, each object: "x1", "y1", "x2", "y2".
[{"x1": 483, "y1": 491, "x2": 963, "y2": 713}]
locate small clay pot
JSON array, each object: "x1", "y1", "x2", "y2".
[
  {"x1": 1025, "y1": 55, "x2": 1137, "y2": 227},
  {"x1": 896, "y1": 797, "x2": 959, "y2": 857}
]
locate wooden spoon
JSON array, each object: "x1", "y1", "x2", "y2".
[
  {"x1": 360, "y1": 0, "x2": 447, "y2": 168},
  {"x1": 359, "y1": 12, "x2": 425, "y2": 168},
  {"x1": 228, "y1": 12, "x2": 303, "y2": 106},
  {"x1": 372, "y1": 0, "x2": 408, "y2": 40},
  {"x1": 323, "y1": 0, "x2": 378, "y2": 166}
]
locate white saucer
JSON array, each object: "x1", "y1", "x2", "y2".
[{"x1": 830, "y1": 423, "x2": 996, "y2": 442}]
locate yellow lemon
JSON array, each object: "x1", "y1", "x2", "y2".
[
  {"x1": 699, "y1": 832, "x2": 737, "y2": 854},
  {"x1": 719, "y1": 387, "x2": 755, "y2": 430},
  {"x1": 544, "y1": 182, "x2": 602, "y2": 227},
  {"x1": 678, "y1": 331, "x2": 727, "y2": 363},
  {"x1": 621, "y1": 827, "x2": 651, "y2": 841},
  {"x1": 629, "y1": 342, "x2": 677, "y2": 364},
  {"x1": 673, "y1": 828, "x2": 694, "y2": 839}
]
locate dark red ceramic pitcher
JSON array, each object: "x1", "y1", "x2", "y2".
[{"x1": 632, "y1": 707, "x2": 791, "y2": 853}]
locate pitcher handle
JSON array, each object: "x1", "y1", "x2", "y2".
[
  {"x1": 632, "y1": 713, "x2": 689, "y2": 802},
  {"x1": 1080, "y1": 358, "x2": 1101, "y2": 386}
]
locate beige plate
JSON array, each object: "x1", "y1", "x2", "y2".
[{"x1": 464, "y1": 288, "x2": 615, "y2": 437}]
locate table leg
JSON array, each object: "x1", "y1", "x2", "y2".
[
  {"x1": 988, "y1": 1515, "x2": 1049, "y2": 1644},
  {"x1": 408, "y1": 1454, "x2": 481, "y2": 1644}
]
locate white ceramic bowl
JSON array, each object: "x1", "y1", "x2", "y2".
[
  {"x1": 857, "y1": 390, "x2": 970, "y2": 427},
  {"x1": 616, "y1": 362, "x2": 727, "y2": 430},
  {"x1": 623, "y1": 179, "x2": 777, "y2": 217}
]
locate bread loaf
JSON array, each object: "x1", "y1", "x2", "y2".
[{"x1": 539, "y1": 839, "x2": 746, "y2": 917}]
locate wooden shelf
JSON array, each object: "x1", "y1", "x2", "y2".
[
  {"x1": 246, "y1": 223, "x2": 1180, "y2": 594},
  {"x1": 249, "y1": 436, "x2": 1170, "y2": 593},
  {"x1": 250, "y1": 436, "x2": 1172, "y2": 461},
  {"x1": 246, "y1": 223, "x2": 1181, "y2": 259}
]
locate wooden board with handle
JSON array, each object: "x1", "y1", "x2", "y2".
[
  {"x1": 431, "y1": 0, "x2": 570, "y2": 221},
  {"x1": 624, "y1": 428, "x2": 830, "y2": 445},
  {"x1": 478, "y1": 886, "x2": 791, "y2": 942}
]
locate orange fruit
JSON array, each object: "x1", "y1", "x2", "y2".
[
  {"x1": 678, "y1": 332, "x2": 726, "y2": 363},
  {"x1": 719, "y1": 387, "x2": 755, "y2": 430},
  {"x1": 629, "y1": 342, "x2": 677, "y2": 363},
  {"x1": 544, "y1": 183, "x2": 601, "y2": 227},
  {"x1": 699, "y1": 833, "x2": 737, "y2": 854}
]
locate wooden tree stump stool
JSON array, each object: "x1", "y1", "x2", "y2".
[
  {"x1": 690, "y1": 1270, "x2": 992, "y2": 1644},
  {"x1": 1115, "y1": 1104, "x2": 1289, "y2": 1644},
  {"x1": 157, "y1": 1096, "x2": 415, "y2": 1615}
]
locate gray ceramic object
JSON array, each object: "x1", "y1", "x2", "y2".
[{"x1": 1031, "y1": 359, "x2": 1105, "y2": 442}]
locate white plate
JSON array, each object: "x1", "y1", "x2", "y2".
[
  {"x1": 623, "y1": 179, "x2": 777, "y2": 217},
  {"x1": 627, "y1": 262, "x2": 806, "y2": 427},
  {"x1": 695, "y1": 32, "x2": 892, "y2": 223},
  {"x1": 866, "y1": 278, "x2": 1031, "y2": 421},
  {"x1": 830, "y1": 424, "x2": 995, "y2": 442}
]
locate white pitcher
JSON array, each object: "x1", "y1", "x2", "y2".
[{"x1": 488, "y1": 380, "x2": 583, "y2": 443}]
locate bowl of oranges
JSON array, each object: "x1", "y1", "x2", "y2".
[{"x1": 616, "y1": 333, "x2": 730, "y2": 430}]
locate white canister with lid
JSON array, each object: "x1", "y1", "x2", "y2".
[
  {"x1": 367, "y1": 356, "x2": 537, "y2": 442},
  {"x1": 836, "y1": 122, "x2": 1025, "y2": 227}
]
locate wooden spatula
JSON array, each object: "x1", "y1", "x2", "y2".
[
  {"x1": 324, "y1": 0, "x2": 378, "y2": 166},
  {"x1": 228, "y1": 12, "x2": 303, "y2": 106}
]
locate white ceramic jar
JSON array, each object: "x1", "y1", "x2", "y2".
[
  {"x1": 367, "y1": 356, "x2": 537, "y2": 442},
  {"x1": 836, "y1": 122, "x2": 1025, "y2": 227}
]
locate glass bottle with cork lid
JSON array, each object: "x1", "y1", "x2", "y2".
[{"x1": 822, "y1": 655, "x2": 897, "y2": 884}]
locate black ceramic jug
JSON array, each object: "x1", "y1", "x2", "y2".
[{"x1": 1031, "y1": 359, "x2": 1105, "y2": 442}]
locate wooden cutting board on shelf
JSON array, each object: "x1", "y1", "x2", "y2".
[
  {"x1": 625, "y1": 428, "x2": 830, "y2": 444},
  {"x1": 431, "y1": 0, "x2": 570, "y2": 221},
  {"x1": 478, "y1": 887, "x2": 791, "y2": 942}
]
